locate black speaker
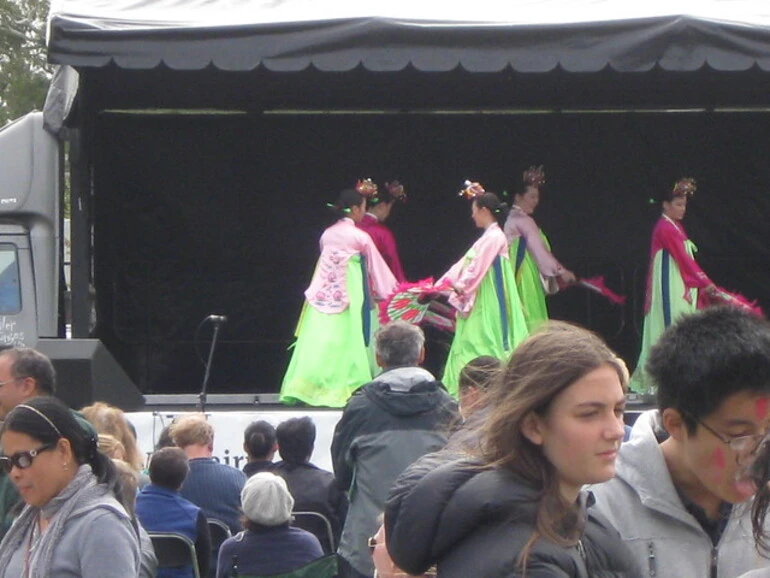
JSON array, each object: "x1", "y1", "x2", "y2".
[{"x1": 34, "y1": 339, "x2": 145, "y2": 411}]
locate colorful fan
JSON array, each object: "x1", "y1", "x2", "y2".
[
  {"x1": 703, "y1": 286, "x2": 764, "y2": 317},
  {"x1": 380, "y1": 278, "x2": 456, "y2": 332}
]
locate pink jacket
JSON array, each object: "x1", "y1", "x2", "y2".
[
  {"x1": 438, "y1": 223, "x2": 508, "y2": 316},
  {"x1": 306, "y1": 218, "x2": 397, "y2": 314}
]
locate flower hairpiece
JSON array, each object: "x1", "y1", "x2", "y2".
[
  {"x1": 356, "y1": 178, "x2": 378, "y2": 197},
  {"x1": 459, "y1": 180, "x2": 485, "y2": 199},
  {"x1": 522, "y1": 165, "x2": 546, "y2": 188},
  {"x1": 672, "y1": 177, "x2": 696, "y2": 197}
]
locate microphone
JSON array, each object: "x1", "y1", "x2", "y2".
[{"x1": 206, "y1": 314, "x2": 228, "y2": 324}]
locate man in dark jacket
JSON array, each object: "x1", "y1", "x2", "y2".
[
  {"x1": 272, "y1": 416, "x2": 348, "y2": 553},
  {"x1": 331, "y1": 320, "x2": 459, "y2": 578}
]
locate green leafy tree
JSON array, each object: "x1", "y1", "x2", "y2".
[{"x1": 0, "y1": 0, "x2": 51, "y2": 125}]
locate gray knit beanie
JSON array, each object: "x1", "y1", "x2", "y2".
[{"x1": 241, "y1": 472, "x2": 295, "y2": 526}]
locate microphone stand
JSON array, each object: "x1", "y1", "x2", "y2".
[{"x1": 199, "y1": 318, "x2": 225, "y2": 414}]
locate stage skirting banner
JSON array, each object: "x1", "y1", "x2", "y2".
[{"x1": 126, "y1": 410, "x2": 343, "y2": 472}]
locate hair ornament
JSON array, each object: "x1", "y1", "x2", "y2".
[
  {"x1": 355, "y1": 178, "x2": 378, "y2": 197},
  {"x1": 385, "y1": 180, "x2": 407, "y2": 203},
  {"x1": 522, "y1": 165, "x2": 546, "y2": 187},
  {"x1": 459, "y1": 180, "x2": 485, "y2": 199},
  {"x1": 672, "y1": 177, "x2": 696, "y2": 197}
]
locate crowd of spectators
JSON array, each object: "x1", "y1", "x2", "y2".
[{"x1": 1, "y1": 308, "x2": 770, "y2": 577}]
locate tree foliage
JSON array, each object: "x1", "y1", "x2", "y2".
[{"x1": 0, "y1": 0, "x2": 51, "y2": 125}]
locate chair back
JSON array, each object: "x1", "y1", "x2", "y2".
[
  {"x1": 207, "y1": 518, "x2": 232, "y2": 577},
  {"x1": 149, "y1": 532, "x2": 201, "y2": 578},
  {"x1": 290, "y1": 511, "x2": 336, "y2": 554},
  {"x1": 232, "y1": 553, "x2": 338, "y2": 578},
  {"x1": 208, "y1": 518, "x2": 232, "y2": 551}
]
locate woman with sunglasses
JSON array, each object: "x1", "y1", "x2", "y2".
[
  {"x1": 0, "y1": 396, "x2": 140, "y2": 577},
  {"x1": 385, "y1": 322, "x2": 636, "y2": 577}
]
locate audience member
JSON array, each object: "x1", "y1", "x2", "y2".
[
  {"x1": 385, "y1": 322, "x2": 634, "y2": 577},
  {"x1": 216, "y1": 472, "x2": 323, "y2": 578},
  {"x1": 739, "y1": 437, "x2": 770, "y2": 578},
  {"x1": 592, "y1": 306, "x2": 770, "y2": 577},
  {"x1": 0, "y1": 396, "x2": 140, "y2": 577},
  {"x1": 113, "y1": 459, "x2": 158, "y2": 578},
  {"x1": 332, "y1": 321, "x2": 458, "y2": 578},
  {"x1": 136, "y1": 447, "x2": 211, "y2": 578},
  {"x1": 0, "y1": 346, "x2": 58, "y2": 539},
  {"x1": 99, "y1": 433, "x2": 127, "y2": 461},
  {"x1": 242, "y1": 420, "x2": 277, "y2": 477},
  {"x1": 370, "y1": 515, "x2": 435, "y2": 578},
  {"x1": 457, "y1": 355, "x2": 501, "y2": 419},
  {"x1": 155, "y1": 424, "x2": 176, "y2": 451},
  {"x1": 272, "y1": 416, "x2": 348, "y2": 552},
  {"x1": 170, "y1": 414, "x2": 246, "y2": 534},
  {"x1": 81, "y1": 401, "x2": 145, "y2": 472}
]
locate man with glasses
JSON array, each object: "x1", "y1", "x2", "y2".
[
  {"x1": 592, "y1": 306, "x2": 770, "y2": 578},
  {"x1": 0, "y1": 346, "x2": 55, "y2": 419},
  {"x1": 0, "y1": 346, "x2": 57, "y2": 540}
]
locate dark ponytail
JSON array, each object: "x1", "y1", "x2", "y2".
[{"x1": 475, "y1": 192, "x2": 509, "y2": 227}]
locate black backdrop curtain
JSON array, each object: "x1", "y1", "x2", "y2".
[{"x1": 93, "y1": 112, "x2": 770, "y2": 393}]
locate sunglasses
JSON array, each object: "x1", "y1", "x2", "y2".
[
  {"x1": 0, "y1": 444, "x2": 55, "y2": 474},
  {"x1": 368, "y1": 536, "x2": 378, "y2": 555}
]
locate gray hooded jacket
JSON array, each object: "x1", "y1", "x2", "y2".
[
  {"x1": 590, "y1": 410, "x2": 770, "y2": 578},
  {"x1": 331, "y1": 366, "x2": 458, "y2": 576}
]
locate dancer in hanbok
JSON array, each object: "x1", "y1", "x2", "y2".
[
  {"x1": 629, "y1": 177, "x2": 717, "y2": 393},
  {"x1": 438, "y1": 182, "x2": 528, "y2": 396},
  {"x1": 504, "y1": 166, "x2": 576, "y2": 331},
  {"x1": 280, "y1": 186, "x2": 397, "y2": 407},
  {"x1": 357, "y1": 179, "x2": 408, "y2": 282}
]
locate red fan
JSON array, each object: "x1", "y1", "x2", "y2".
[
  {"x1": 380, "y1": 278, "x2": 456, "y2": 332},
  {"x1": 558, "y1": 276, "x2": 626, "y2": 305}
]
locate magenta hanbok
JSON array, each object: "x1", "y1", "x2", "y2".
[{"x1": 357, "y1": 213, "x2": 407, "y2": 283}]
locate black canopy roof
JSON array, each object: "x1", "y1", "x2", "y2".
[{"x1": 47, "y1": 1, "x2": 770, "y2": 73}]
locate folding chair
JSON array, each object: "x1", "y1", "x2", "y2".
[
  {"x1": 290, "y1": 511, "x2": 336, "y2": 554},
  {"x1": 149, "y1": 532, "x2": 201, "y2": 578},
  {"x1": 207, "y1": 518, "x2": 232, "y2": 577},
  {"x1": 231, "y1": 553, "x2": 338, "y2": 578}
]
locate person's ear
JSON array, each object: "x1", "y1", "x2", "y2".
[
  {"x1": 417, "y1": 347, "x2": 426, "y2": 366},
  {"x1": 56, "y1": 437, "x2": 74, "y2": 464},
  {"x1": 375, "y1": 353, "x2": 385, "y2": 369},
  {"x1": 19, "y1": 377, "x2": 38, "y2": 398},
  {"x1": 521, "y1": 412, "x2": 545, "y2": 446},
  {"x1": 661, "y1": 408, "x2": 688, "y2": 442}
]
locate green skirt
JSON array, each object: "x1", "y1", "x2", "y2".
[
  {"x1": 629, "y1": 244, "x2": 698, "y2": 393},
  {"x1": 510, "y1": 232, "x2": 551, "y2": 332},
  {"x1": 280, "y1": 255, "x2": 377, "y2": 407},
  {"x1": 442, "y1": 257, "x2": 529, "y2": 396}
]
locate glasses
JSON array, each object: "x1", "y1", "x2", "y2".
[
  {"x1": 368, "y1": 536, "x2": 378, "y2": 555},
  {"x1": 0, "y1": 377, "x2": 24, "y2": 387},
  {"x1": 0, "y1": 444, "x2": 55, "y2": 474},
  {"x1": 694, "y1": 418, "x2": 766, "y2": 463}
]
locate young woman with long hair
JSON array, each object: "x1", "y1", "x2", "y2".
[{"x1": 385, "y1": 322, "x2": 637, "y2": 577}]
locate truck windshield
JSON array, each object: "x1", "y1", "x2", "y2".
[{"x1": 0, "y1": 245, "x2": 21, "y2": 315}]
